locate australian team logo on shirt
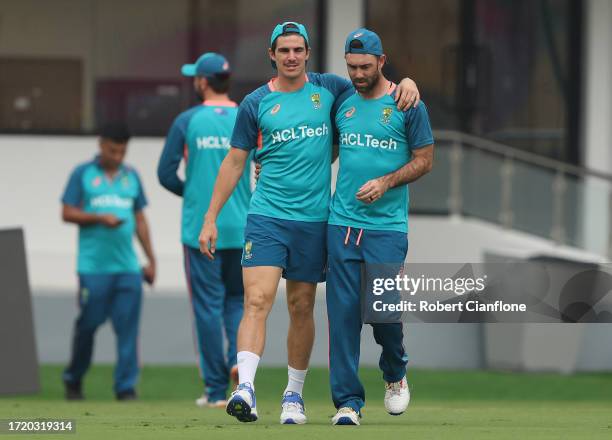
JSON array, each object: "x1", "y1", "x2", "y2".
[
  {"x1": 311, "y1": 93, "x2": 321, "y2": 109},
  {"x1": 243, "y1": 240, "x2": 253, "y2": 260},
  {"x1": 381, "y1": 107, "x2": 393, "y2": 124},
  {"x1": 80, "y1": 287, "x2": 90, "y2": 305}
]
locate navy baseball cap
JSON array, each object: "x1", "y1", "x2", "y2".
[
  {"x1": 181, "y1": 52, "x2": 231, "y2": 77},
  {"x1": 270, "y1": 21, "x2": 310, "y2": 46},
  {"x1": 345, "y1": 28, "x2": 383, "y2": 56}
]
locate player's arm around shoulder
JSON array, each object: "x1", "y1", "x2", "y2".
[
  {"x1": 394, "y1": 78, "x2": 421, "y2": 110},
  {"x1": 317, "y1": 72, "x2": 421, "y2": 110}
]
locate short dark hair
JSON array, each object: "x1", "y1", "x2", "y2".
[
  {"x1": 99, "y1": 122, "x2": 131, "y2": 143},
  {"x1": 205, "y1": 73, "x2": 231, "y2": 94},
  {"x1": 271, "y1": 33, "x2": 309, "y2": 52}
]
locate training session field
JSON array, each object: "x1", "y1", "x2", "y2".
[{"x1": 1, "y1": 365, "x2": 611, "y2": 439}]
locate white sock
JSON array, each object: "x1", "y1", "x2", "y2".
[
  {"x1": 284, "y1": 365, "x2": 308, "y2": 396},
  {"x1": 237, "y1": 351, "x2": 260, "y2": 388}
]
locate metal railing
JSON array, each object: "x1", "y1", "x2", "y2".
[{"x1": 410, "y1": 130, "x2": 612, "y2": 257}]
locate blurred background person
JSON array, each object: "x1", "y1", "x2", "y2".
[
  {"x1": 158, "y1": 53, "x2": 250, "y2": 407},
  {"x1": 60, "y1": 122, "x2": 156, "y2": 401}
]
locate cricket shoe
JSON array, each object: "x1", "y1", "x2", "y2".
[
  {"x1": 116, "y1": 389, "x2": 138, "y2": 401},
  {"x1": 384, "y1": 376, "x2": 410, "y2": 415},
  {"x1": 279, "y1": 391, "x2": 307, "y2": 424},
  {"x1": 195, "y1": 394, "x2": 227, "y2": 408},
  {"x1": 331, "y1": 407, "x2": 360, "y2": 425},
  {"x1": 226, "y1": 382, "x2": 258, "y2": 422},
  {"x1": 63, "y1": 380, "x2": 84, "y2": 401}
]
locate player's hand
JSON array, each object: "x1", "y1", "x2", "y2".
[
  {"x1": 143, "y1": 261, "x2": 156, "y2": 285},
  {"x1": 395, "y1": 78, "x2": 420, "y2": 110},
  {"x1": 255, "y1": 163, "x2": 262, "y2": 181},
  {"x1": 356, "y1": 178, "x2": 389, "y2": 204},
  {"x1": 199, "y1": 218, "x2": 218, "y2": 260},
  {"x1": 98, "y1": 214, "x2": 123, "y2": 228}
]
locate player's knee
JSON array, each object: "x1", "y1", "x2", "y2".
[
  {"x1": 287, "y1": 295, "x2": 314, "y2": 318},
  {"x1": 244, "y1": 289, "x2": 272, "y2": 317}
]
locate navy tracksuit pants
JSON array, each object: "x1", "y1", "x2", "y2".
[
  {"x1": 183, "y1": 246, "x2": 244, "y2": 402},
  {"x1": 63, "y1": 273, "x2": 142, "y2": 393},
  {"x1": 326, "y1": 225, "x2": 409, "y2": 413}
]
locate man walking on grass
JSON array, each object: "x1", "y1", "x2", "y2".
[{"x1": 199, "y1": 21, "x2": 421, "y2": 424}]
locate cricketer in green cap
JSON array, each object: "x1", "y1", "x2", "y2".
[{"x1": 268, "y1": 21, "x2": 310, "y2": 70}]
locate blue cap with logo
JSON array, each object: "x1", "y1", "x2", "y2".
[
  {"x1": 270, "y1": 21, "x2": 310, "y2": 46},
  {"x1": 181, "y1": 52, "x2": 231, "y2": 77},
  {"x1": 344, "y1": 28, "x2": 383, "y2": 56}
]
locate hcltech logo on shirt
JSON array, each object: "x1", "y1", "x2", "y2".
[
  {"x1": 271, "y1": 123, "x2": 329, "y2": 144},
  {"x1": 90, "y1": 194, "x2": 134, "y2": 209},
  {"x1": 339, "y1": 132, "x2": 398, "y2": 150},
  {"x1": 196, "y1": 136, "x2": 231, "y2": 149}
]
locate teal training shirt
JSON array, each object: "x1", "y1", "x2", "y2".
[
  {"x1": 61, "y1": 157, "x2": 147, "y2": 274},
  {"x1": 329, "y1": 84, "x2": 434, "y2": 233},
  {"x1": 231, "y1": 73, "x2": 354, "y2": 222},
  {"x1": 158, "y1": 101, "x2": 251, "y2": 249}
]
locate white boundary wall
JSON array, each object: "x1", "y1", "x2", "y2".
[{"x1": 1, "y1": 135, "x2": 604, "y2": 293}]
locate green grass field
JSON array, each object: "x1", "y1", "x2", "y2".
[{"x1": 1, "y1": 365, "x2": 611, "y2": 439}]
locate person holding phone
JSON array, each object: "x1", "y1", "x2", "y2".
[{"x1": 60, "y1": 122, "x2": 156, "y2": 401}]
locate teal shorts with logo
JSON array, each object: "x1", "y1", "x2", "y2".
[{"x1": 241, "y1": 214, "x2": 326, "y2": 283}]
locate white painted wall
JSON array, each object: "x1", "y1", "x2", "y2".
[
  {"x1": 1, "y1": 135, "x2": 605, "y2": 294},
  {"x1": 325, "y1": 0, "x2": 364, "y2": 78},
  {"x1": 3, "y1": 135, "x2": 609, "y2": 371},
  {"x1": 0, "y1": 135, "x2": 184, "y2": 291}
]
